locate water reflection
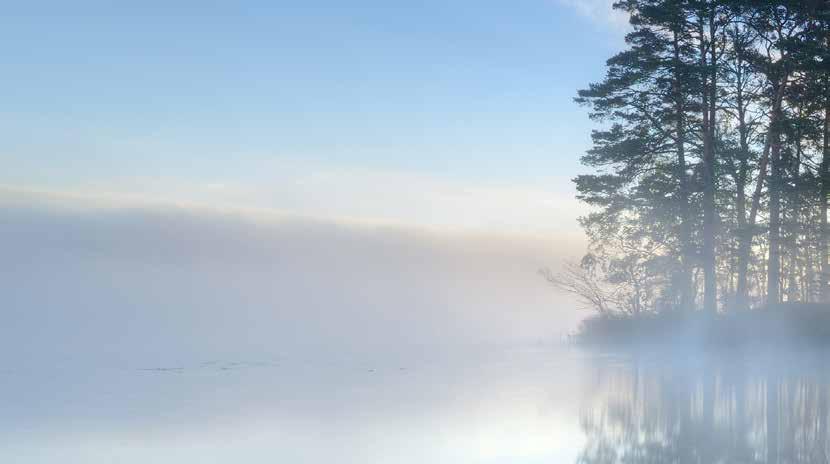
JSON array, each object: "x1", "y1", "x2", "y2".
[
  {"x1": 579, "y1": 353, "x2": 830, "y2": 464},
  {"x1": 9, "y1": 349, "x2": 830, "y2": 462}
]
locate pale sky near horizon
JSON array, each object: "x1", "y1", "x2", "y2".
[{"x1": 0, "y1": 1, "x2": 630, "y2": 360}]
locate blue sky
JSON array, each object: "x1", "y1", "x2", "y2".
[{"x1": 1, "y1": 0, "x2": 626, "y2": 233}]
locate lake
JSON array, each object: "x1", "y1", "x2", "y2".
[{"x1": 4, "y1": 347, "x2": 829, "y2": 463}]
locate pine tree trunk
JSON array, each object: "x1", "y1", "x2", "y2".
[
  {"x1": 734, "y1": 55, "x2": 751, "y2": 310},
  {"x1": 786, "y1": 204, "x2": 799, "y2": 302},
  {"x1": 674, "y1": 32, "x2": 693, "y2": 312},
  {"x1": 743, "y1": 74, "x2": 788, "y2": 308},
  {"x1": 768, "y1": 128, "x2": 783, "y2": 306},
  {"x1": 821, "y1": 102, "x2": 829, "y2": 302},
  {"x1": 701, "y1": 11, "x2": 718, "y2": 313}
]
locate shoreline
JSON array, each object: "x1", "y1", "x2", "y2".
[{"x1": 573, "y1": 304, "x2": 830, "y2": 350}]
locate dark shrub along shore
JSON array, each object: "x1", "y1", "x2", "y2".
[{"x1": 575, "y1": 303, "x2": 830, "y2": 348}]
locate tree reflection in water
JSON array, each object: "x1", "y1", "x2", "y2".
[{"x1": 578, "y1": 354, "x2": 830, "y2": 464}]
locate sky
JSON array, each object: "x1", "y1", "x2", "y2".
[{"x1": 0, "y1": 1, "x2": 629, "y2": 362}]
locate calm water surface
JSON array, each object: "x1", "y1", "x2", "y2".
[{"x1": 4, "y1": 348, "x2": 830, "y2": 463}]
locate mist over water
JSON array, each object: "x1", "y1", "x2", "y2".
[
  {"x1": 5, "y1": 194, "x2": 830, "y2": 463},
  {"x1": 0, "y1": 190, "x2": 582, "y2": 367}
]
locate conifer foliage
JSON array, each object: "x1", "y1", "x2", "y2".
[{"x1": 560, "y1": 0, "x2": 830, "y2": 313}]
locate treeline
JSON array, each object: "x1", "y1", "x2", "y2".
[{"x1": 553, "y1": 0, "x2": 830, "y2": 314}]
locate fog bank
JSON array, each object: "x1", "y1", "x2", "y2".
[{"x1": 0, "y1": 189, "x2": 583, "y2": 366}]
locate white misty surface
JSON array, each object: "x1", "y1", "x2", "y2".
[
  {"x1": 0, "y1": 189, "x2": 592, "y2": 463},
  {"x1": 1, "y1": 348, "x2": 587, "y2": 464},
  {"x1": 0, "y1": 189, "x2": 583, "y2": 366}
]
